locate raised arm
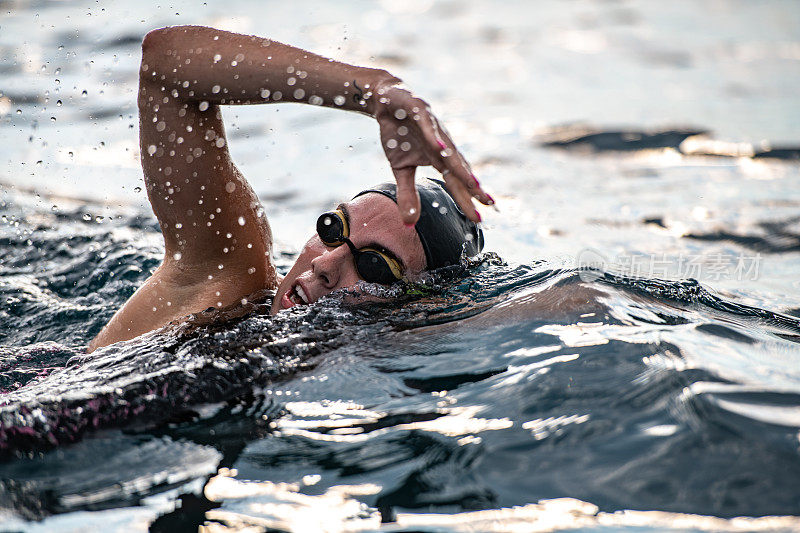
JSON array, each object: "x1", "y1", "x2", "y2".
[{"x1": 89, "y1": 25, "x2": 491, "y2": 351}]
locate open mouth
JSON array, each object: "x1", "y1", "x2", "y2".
[{"x1": 287, "y1": 283, "x2": 310, "y2": 306}]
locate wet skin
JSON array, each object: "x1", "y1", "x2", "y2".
[
  {"x1": 272, "y1": 193, "x2": 426, "y2": 314},
  {"x1": 89, "y1": 26, "x2": 491, "y2": 352}
]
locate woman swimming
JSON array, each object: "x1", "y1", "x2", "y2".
[{"x1": 88, "y1": 25, "x2": 493, "y2": 351}]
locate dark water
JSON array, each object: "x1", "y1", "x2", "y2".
[
  {"x1": 1, "y1": 190, "x2": 800, "y2": 531},
  {"x1": 1, "y1": 0, "x2": 800, "y2": 530}
]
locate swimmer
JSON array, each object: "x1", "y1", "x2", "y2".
[{"x1": 88, "y1": 25, "x2": 493, "y2": 352}]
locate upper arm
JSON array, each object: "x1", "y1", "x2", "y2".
[
  {"x1": 138, "y1": 29, "x2": 276, "y2": 290},
  {"x1": 87, "y1": 30, "x2": 280, "y2": 351}
]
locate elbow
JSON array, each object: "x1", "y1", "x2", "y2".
[
  {"x1": 138, "y1": 26, "x2": 188, "y2": 102},
  {"x1": 141, "y1": 27, "x2": 166, "y2": 58},
  {"x1": 140, "y1": 26, "x2": 178, "y2": 65},
  {"x1": 139, "y1": 27, "x2": 167, "y2": 87},
  {"x1": 140, "y1": 26, "x2": 193, "y2": 70},
  {"x1": 141, "y1": 25, "x2": 204, "y2": 56}
]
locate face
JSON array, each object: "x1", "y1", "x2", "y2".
[{"x1": 271, "y1": 193, "x2": 426, "y2": 314}]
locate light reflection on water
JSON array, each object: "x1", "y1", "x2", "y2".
[
  {"x1": 197, "y1": 469, "x2": 800, "y2": 533},
  {"x1": 0, "y1": 0, "x2": 799, "y2": 530}
]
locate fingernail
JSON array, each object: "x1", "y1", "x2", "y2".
[
  {"x1": 475, "y1": 211, "x2": 482, "y2": 223},
  {"x1": 486, "y1": 194, "x2": 495, "y2": 205},
  {"x1": 437, "y1": 140, "x2": 446, "y2": 149},
  {"x1": 471, "y1": 173, "x2": 480, "y2": 186}
]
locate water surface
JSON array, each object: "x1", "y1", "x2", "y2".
[{"x1": 1, "y1": 0, "x2": 799, "y2": 531}]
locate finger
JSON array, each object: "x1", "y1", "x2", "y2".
[
  {"x1": 392, "y1": 166, "x2": 421, "y2": 225},
  {"x1": 442, "y1": 172, "x2": 481, "y2": 223},
  {"x1": 418, "y1": 113, "x2": 494, "y2": 207},
  {"x1": 437, "y1": 133, "x2": 494, "y2": 207}
]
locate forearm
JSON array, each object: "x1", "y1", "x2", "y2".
[{"x1": 141, "y1": 25, "x2": 400, "y2": 116}]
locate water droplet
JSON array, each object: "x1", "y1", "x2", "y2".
[
  {"x1": 431, "y1": 201, "x2": 439, "y2": 208},
  {"x1": 95, "y1": 216, "x2": 103, "y2": 223},
  {"x1": 56, "y1": 100, "x2": 62, "y2": 107},
  {"x1": 215, "y1": 137, "x2": 226, "y2": 148},
  {"x1": 82, "y1": 213, "x2": 91, "y2": 221},
  {"x1": 81, "y1": 90, "x2": 87, "y2": 98},
  {"x1": 400, "y1": 142, "x2": 411, "y2": 152},
  {"x1": 213, "y1": 54, "x2": 221, "y2": 63},
  {"x1": 334, "y1": 95, "x2": 345, "y2": 106},
  {"x1": 175, "y1": 223, "x2": 183, "y2": 229},
  {"x1": 134, "y1": 186, "x2": 142, "y2": 193},
  {"x1": 218, "y1": 264, "x2": 224, "y2": 269},
  {"x1": 293, "y1": 89, "x2": 304, "y2": 99},
  {"x1": 50, "y1": 117, "x2": 56, "y2": 122},
  {"x1": 16, "y1": 109, "x2": 22, "y2": 115},
  {"x1": 173, "y1": 252, "x2": 182, "y2": 260},
  {"x1": 182, "y1": 80, "x2": 189, "y2": 88},
  {"x1": 386, "y1": 139, "x2": 398, "y2": 149},
  {"x1": 198, "y1": 101, "x2": 209, "y2": 111},
  {"x1": 394, "y1": 109, "x2": 407, "y2": 120},
  {"x1": 156, "y1": 121, "x2": 166, "y2": 131},
  {"x1": 147, "y1": 144, "x2": 157, "y2": 155},
  {"x1": 247, "y1": 267, "x2": 256, "y2": 274},
  {"x1": 51, "y1": 205, "x2": 58, "y2": 211},
  {"x1": 225, "y1": 181, "x2": 236, "y2": 193},
  {"x1": 260, "y1": 89, "x2": 270, "y2": 99},
  {"x1": 211, "y1": 84, "x2": 221, "y2": 94},
  {"x1": 238, "y1": 216, "x2": 246, "y2": 226}
]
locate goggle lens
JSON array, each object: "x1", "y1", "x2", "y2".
[
  {"x1": 316, "y1": 212, "x2": 347, "y2": 246},
  {"x1": 315, "y1": 211, "x2": 403, "y2": 285},
  {"x1": 355, "y1": 251, "x2": 399, "y2": 285}
]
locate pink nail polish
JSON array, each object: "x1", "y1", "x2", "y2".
[
  {"x1": 471, "y1": 173, "x2": 480, "y2": 186},
  {"x1": 486, "y1": 194, "x2": 495, "y2": 205},
  {"x1": 437, "y1": 140, "x2": 446, "y2": 149},
  {"x1": 404, "y1": 222, "x2": 415, "y2": 228},
  {"x1": 475, "y1": 211, "x2": 482, "y2": 223}
]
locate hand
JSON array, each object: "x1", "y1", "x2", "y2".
[{"x1": 373, "y1": 84, "x2": 493, "y2": 225}]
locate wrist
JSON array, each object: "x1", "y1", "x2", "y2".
[{"x1": 364, "y1": 71, "x2": 402, "y2": 116}]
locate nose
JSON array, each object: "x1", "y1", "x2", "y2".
[{"x1": 310, "y1": 244, "x2": 352, "y2": 290}]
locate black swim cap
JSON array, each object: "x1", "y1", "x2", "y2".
[{"x1": 354, "y1": 178, "x2": 484, "y2": 271}]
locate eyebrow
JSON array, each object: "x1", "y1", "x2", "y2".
[{"x1": 338, "y1": 203, "x2": 407, "y2": 270}]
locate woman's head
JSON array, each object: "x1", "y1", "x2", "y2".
[{"x1": 271, "y1": 179, "x2": 483, "y2": 313}]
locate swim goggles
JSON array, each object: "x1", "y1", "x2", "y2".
[{"x1": 316, "y1": 210, "x2": 404, "y2": 285}]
